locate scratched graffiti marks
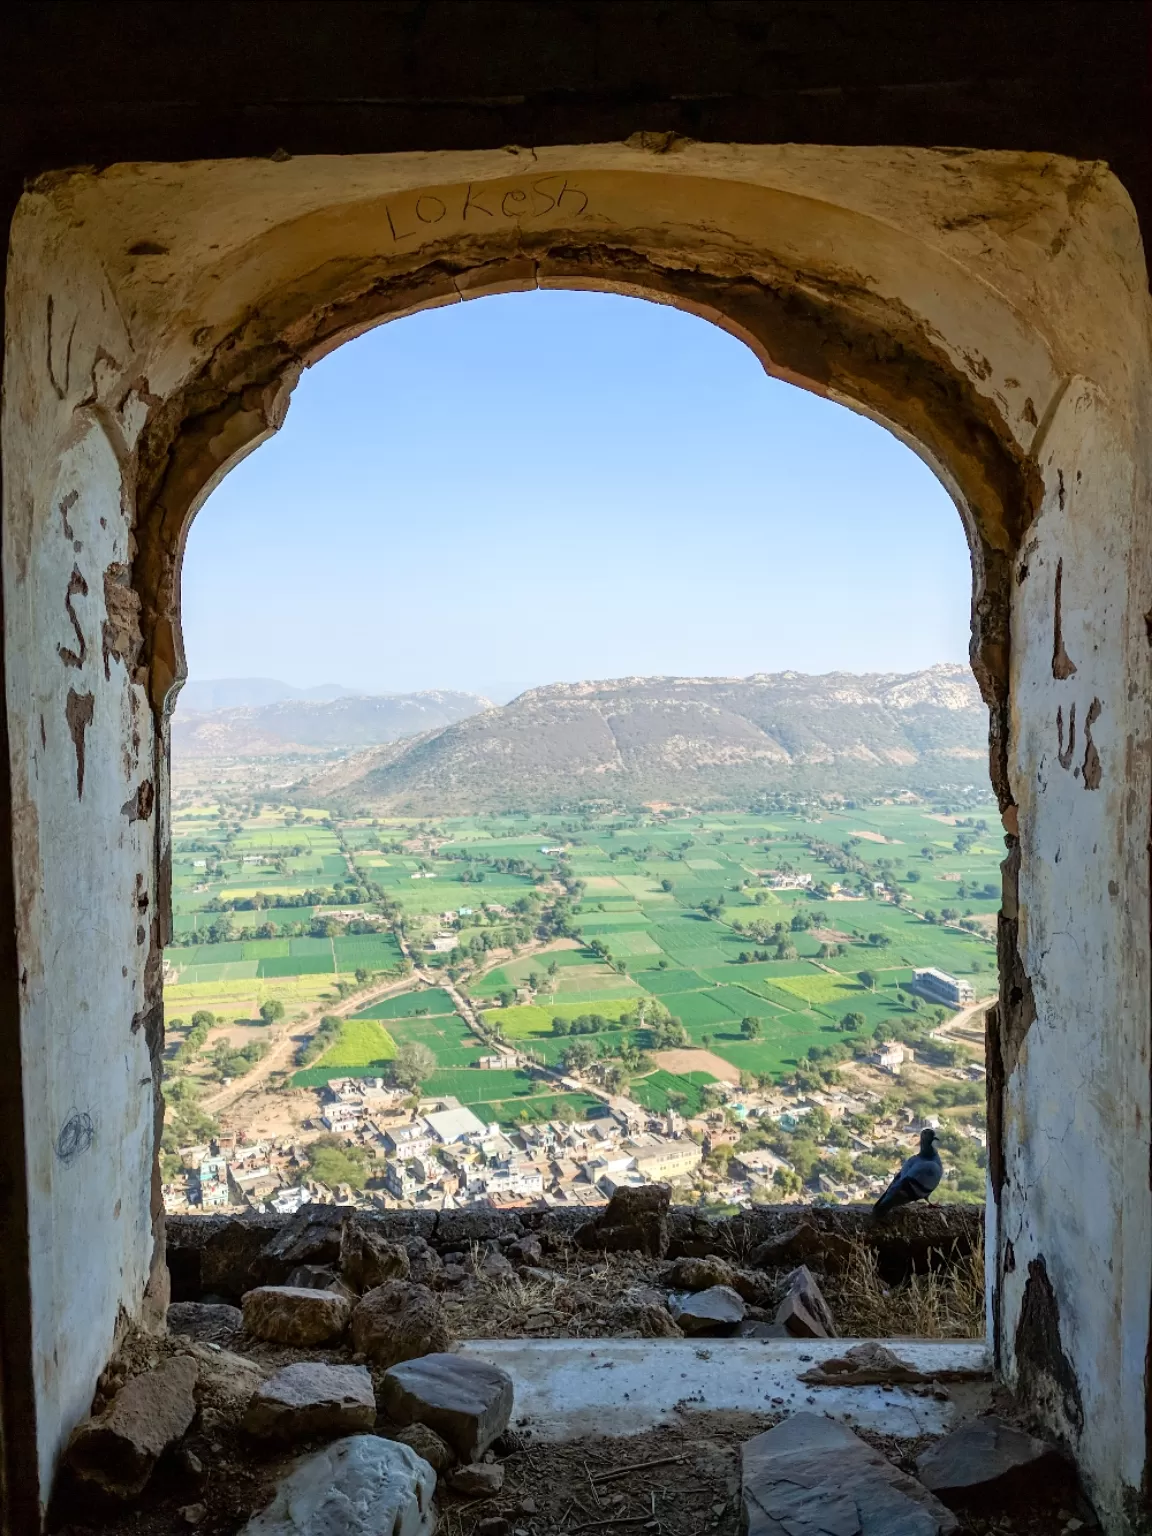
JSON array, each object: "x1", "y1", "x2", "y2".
[
  {"x1": 1050, "y1": 557, "x2": 1101, "y2": 789},
  {"x1": 65, "y1": 689, "x2": 94, "y2": 798},
  {"x1": 382, "y1": 176, "x2": 591, "y2": 246},
  {"x1": 55, "y1": 1109, "x2": 95, "y2": 1165},
  {"x1": 57, "y1": 565, "x2": 89, "y2": 668},
  {"x1": 1051, "y1": 560, "x2": 1078, "y2": 680}
]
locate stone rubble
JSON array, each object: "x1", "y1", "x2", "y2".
[
  {"x1": 242, "y1": 1285, "x2": 352, "y2": 1345},
  {"x1": 392, "y1": 1422, "x2": 457, "y2": 1472},
  {"x1": 915, "y1": 1415, "x2": 1065, "y2": 1502},
  {"x1": 574, "y1": 1182, "x2": 672, "y2": 1257},
  {"x1": 448, "y1": 1461, "x2": 505, "y2": 1496},
  {"x1": 238, "y1": 1434, "x2": 436, "y2": 1536},
  {"x1": 167, "y1": 1301, "x2": 245, "y2": 1346},
  {"x1": 667, "y1": 1254, "x2": 735, "y2": 1291},
  {"x1": 340, "y1": 1221, "x2": 411, "y2": 1291},
  {"x1": 670, "y1": 1284, "x2": 747, "y2": 1335},
  {"x1": 775, "y1": 1264, "x2": 836, "y2": 1338},
  {"x1": 243, "y1": 1361, "x2": 376, "y2": 1441},
  {"x1": 65, "y1": 1355, "x2": 199, "y2": 1498},
  {"x1": 742, "y1": 1412, "x2": 958, "y2": 1534},
  {"x1": 350, "y1": 1280, "x2": 452, "y2": 1367},
  {"x1": 380, "y1": 1352, "x2": 514, "y2": 1461}
]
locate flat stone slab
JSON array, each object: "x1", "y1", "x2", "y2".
[
  {"x1": 743, "y1": 1412, "x2": 959, "y2": 1534},
  {"x1": 915, "y1": 1415, "x2": 1064, "y2": 1501},
  {"x1": 458, "y1": 1338, "x2": 990, "y2": 1441},
  {"x1": 239, "y1": 1435, "x2": 435, "y2": 1535},
  {"x1": 244, "y1": 1362, "x2": 376, "y2": 1441},
  {"x1": 243, "y1": 1286, "x2": 352, "y2": 1346},
  {"x1": 670, "y1": 1284, "x2": 746, "y2": 1335},
  {"x1": 380, "y1": 1353, "x2": 514, "y2": 1461}
]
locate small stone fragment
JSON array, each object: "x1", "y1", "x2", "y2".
[
  {"x1": 66, "y1": 1355, "x2": 199, "y2": 1498},
  {"x1": 916, "y1": 1416, "x2": 1065, "y2": 1502},
  {"x1": 351, "y1": 1281, "x2": 452, "y2": 1368},
  {"x1": 742, "y1": 1413, "x2": 958, "y2": 1534},
  {"x1": 242, "y1": 1285, "x2": 352, "y2": 1346},
  {"x1": 775, "y1": 1266, "x2": 836, "y2": 1339},
  {"x1": 518, "y1": 1496, "x2": 537, "y2": 1514},
  {"x1": 668, "y1": 1255, "x2": 734, "y2": 1291},
  {"x1": 340, "y1": 1221, "x2": 411, "y2": 1292},
  {"x1": 506, "y1": 1234, "x2": 543, "y2": 1268},
  {"x1": 737, "y1": 1321, "x2": 789, "y2": 1339},
  {"x1": 476, "y1": 1520, "x2": 511, "y2": 1536},
  {"x1": 670, "y1": 1284, "x2": 746, "y2": 1335},
  {"x1": 574, "y1": 1182, "x2": 672, "y2": 1257},
  {"x1": 167, "y1": 1301, "x2": 244, "y2": 1346},
  {"x1": 449, "y1": 1461, "x2": 505, "y2": 1496},
  {"x1": 406, "y1": 1238, "x2": 443, "y2": 1287},
  {"x1": 244, "y1": 1362, "x2": 376, "y2": 1441},
  {"x1": 606, "y1": 1294, "x2": 683, "y2": 1338},
  {"x1": 380, "y1": 1352, "x2": 514, "y2": 1460},
  {"x1": 393, "y1": 1423, "x2": 456, "y2": 1472},
  {"x1": 476, "y1": 1248, "x2": 515, "y2": 1281},
  {"x1": 180, "y1": 1503, "x2": 207, "y2": 1526},
  {"x1": 238, "y1": 1434, "x2": 436, "y2": 1535},
  {"x1": 285, "y1": 1264, "x2": 342, "y2": 1290}
]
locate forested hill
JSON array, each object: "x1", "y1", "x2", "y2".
[
  {"x1": 172, "y1": 689, "x2": 492, "y2": 756},
  {"x1": 301, "y1": 665, "x2": 989, "y2": 811}
]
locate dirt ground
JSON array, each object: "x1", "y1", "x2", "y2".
[{"x1": 652, "y1": 1047, "x2": 740, "y2": 1082}]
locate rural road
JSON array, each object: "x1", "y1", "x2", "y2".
[{"x1": 201, "y1": 969, "x2": 417, "y2": 1114}]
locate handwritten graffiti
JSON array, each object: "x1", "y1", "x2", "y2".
[
  {"x1": 1055, "y1": 697, "x2": 1103, "y2": 788},
  {"x1": 382, "y1": 176, "x2": 591, "y2": 245}
]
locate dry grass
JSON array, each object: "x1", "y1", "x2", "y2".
[
  {"x1": 439, "y1": 1243, "x2": 665, "y2": 1339},
  {"x1": 825, "y1": 1233, "x2": 985, "y2": 1339}
]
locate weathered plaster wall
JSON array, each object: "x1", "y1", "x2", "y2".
[
  {"x1": 3, "y1": 142, "x2": 1151, "y2": 1528},
  {"x1": 1, "y1": 198, "x2": 163, "y2": 1507}
]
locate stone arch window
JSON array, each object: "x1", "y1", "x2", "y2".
[{"x1": 3, "y1": 148, "x2": 1149, "y2": 1529}]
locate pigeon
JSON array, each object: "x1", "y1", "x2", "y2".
[{"x1": 872, "y1": 1128, "x2": 943, "y2": 1219}]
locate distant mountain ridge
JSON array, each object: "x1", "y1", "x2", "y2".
[
  {"x1": 300, "y1": 665, "x2": 989, "y2": 810},
  {"x1": 178, "y1": 678, "x2": 361, "y2": 712},
  {"x1": 172, "y1": 689, "x2": 494, "y2": 756}
]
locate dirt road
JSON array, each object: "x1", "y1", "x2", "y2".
[{"x1": 201, "y1": 970, "x2": 417, "y2": 1114}]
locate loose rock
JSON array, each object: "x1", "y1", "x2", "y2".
[
  {"x1": 351, "y1": 1281, "x2": 451, "y2": 1368},
  {"x1": 476, "y1": 1519, "x2": 511, "y2": 1536},
  {"x1": 749, "y1": 1220, "x2": 852, "y2": 1273},
  {"x1": 475, "y1": 1248, "x2": 515, "y2": 1282},
  {"x1": 506, "y1": 1235, "x2": 543, "y2": 1268},
  {"x1": 916, "y1": 1416, "x2": 1065, "y2": 1502},
  {"x1": 574, "y1": 1183, "x2": 672, "y2": 1257},
  {"x1": 775, "y1": 1265, "x2": 836, "y2": 1338},
  {"x1": 667, "y1": 1255, "x2": 735, "y2": 1291},
  {"x1": 242, "y1": 1285, "x2": 352, "y2": 1346},
  {"x1": 340, "y1": 1221, "x2": 411, "y2": 1292},
  {"x1": 188, "y1": 1343, "x2": 267, "y2": 1433},
  {"x1": 405, "y1": 1238, "x2": 443, "y2": 1287},
  {"x1": 380, "y1": 1352, "x2": 514, "y2": 1460},
  {"x1": 606, "y1": 1294, "x2": 683, "y2": 1338},
  {"x1": 244, "y1": 1362, "x2": 376, "y2": 1441},
  {"x1": 737, "y1": 1321, "x2": 789, "y2": 1340},
  {"x1": 167, "y1": 1301, "x2": 244, "y2": 1346},
  {"x1": 449, "y1": 1461, "x2": 505, "y2": 1496},
  {"x1": 66, "y1": 1355, "x2": 199, "y2": 1498},
  {"x1": 392, "y1": 1423, "x2": 456, "y2": 1472},
  {"x1": 670, "y1": 1284, "x2": 746, "y2": 1335},
  {"x1": 238, "y1": 1434, "x2": 436, "y2": 1535},
  {"x1": 743, "y1": 1413, "x2": 958, "y2": 1534}
]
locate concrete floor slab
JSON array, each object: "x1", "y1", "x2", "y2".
[{"x1": 457, "y1": 1338, "x2": 990, "y2": 1442}]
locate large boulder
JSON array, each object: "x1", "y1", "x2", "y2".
[
  {"x1": 574, "y1": 1183, "x2": 672, "y2": 1257},
  {"x1": 238, "y1": 1435, "x2": 436, "y2": 1536},
  {"x1": 65, "y1": 1355, "x2": 199, "y2": 1498},
  {"x1": 340, "y1": 1222, "x2": 411, "y2": 1293},
  {"x1": 350, "y1": 1282, "x2": 451, "y2": 1368},
  {"x1": 242, "y1": 1285, "x2": 352, "y2": 1346},
  {"x1": 742, "y1": 1414, "x2": 958, "y2": 1534},
  {"x1": 380, "y1": 1353, "x2": 514, "y2": 1461},
  {"x1": 670, "y1": 1285, "x2": 746, "y2": 1336},
  {"x1": 167, "y1": 1301, "x2": 244, "y2": 1347},
  {"x1": 915, "y1": 1417, "x2": 1065, "y2": 1503},
  {"x1": 244, "y1": 1362, "x2": 376, "y2": 1442}
]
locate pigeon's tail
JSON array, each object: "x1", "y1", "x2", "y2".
[{"x1": 872, "y1": 1181, "x2": 914, "y2": 1221}]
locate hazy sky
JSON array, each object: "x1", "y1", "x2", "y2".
[{"x1": 181, "y1": 290, "x2": 972, "y2": 703}]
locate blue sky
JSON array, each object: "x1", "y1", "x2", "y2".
[{"x1": 181, "y1": 290, "x2": 972, "y2": 703}]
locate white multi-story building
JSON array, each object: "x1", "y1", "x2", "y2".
[{"x1": 912, "y1": 967, "x2": 975, "y2": 1007}]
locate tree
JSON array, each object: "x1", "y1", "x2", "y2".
[
  {"x1": 858, "y1": 970, "x2": 877, "y2": 991},
  {"x1": 561, "y1": 1039, "x2": 597, "y2": 1074},
  {"x1": 839, "y1": 1011, "x2": 866, "y2": 1032},
  {"x1": 259, "y1": 998, "x2": 285, "y2": 1025},
  {"x1": 740, "y1": 1016, "x2": 762, "y2": 1039},
  {"x1": 391, "y1": 1041, "x2": 436, "y2": 1092}
]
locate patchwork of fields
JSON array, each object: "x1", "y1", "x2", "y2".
[{"x1": 165, "y1": 799, "x2": 1000, "y2": 1124}]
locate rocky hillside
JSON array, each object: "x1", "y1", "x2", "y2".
[
  {"x1": 172, "y1": 690, "x2": 493, "y2": 756},
  {"x1": 302, "y1": 666, "x2": 989, "y2": 810}
]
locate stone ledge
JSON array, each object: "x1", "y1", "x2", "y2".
[{"x1": 167, "y1": 1203, "x2": 981, "y2": 1302}]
